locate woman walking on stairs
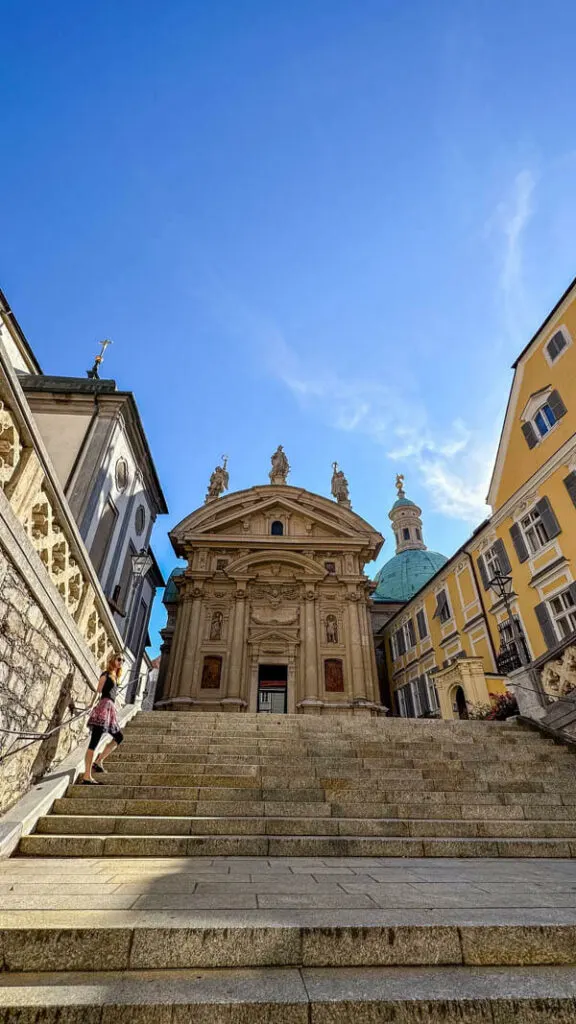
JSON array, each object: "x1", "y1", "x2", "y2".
[{"x1": 82, "y1": 652, "x2": 125, "y2": 785}]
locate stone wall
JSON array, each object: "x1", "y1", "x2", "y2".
[
  {"x1": 0, "y1": 542, "x2": 96, "y2": 813},
  {"x1": 0, "y1": 340, "x2": 124, "y2": 813}
]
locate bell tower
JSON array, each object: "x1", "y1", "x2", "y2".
[{"x1": 389, "y1": 474, "x2": 427, "y2": 554}]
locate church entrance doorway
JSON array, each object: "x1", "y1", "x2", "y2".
[
  {"x1": 454, "y1": 685, "x2": 469, "y2": 720},
  {"x1": 258, "y1": 664, "x2": 288, "y2": 714}
]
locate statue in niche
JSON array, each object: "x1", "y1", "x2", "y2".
[
  {"x1": 326, "y1": 614, "x2": 339, "y2": 644},
  {"x1": 269, "y1": 445, "x2": 290, "y2": 484},
  {"x1": 210, "y1": 611, "x2": 223, "y2": 640},
  {"x1": 331, "y1": 462, "x2": 351, "y2": 508},
  {"x1": 205, "y1": 455, "x2": 229, "y2": 502}
]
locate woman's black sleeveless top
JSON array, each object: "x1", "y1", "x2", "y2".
[{"x1": 101, "y1": 673, "x2": 118, "y2": 702}]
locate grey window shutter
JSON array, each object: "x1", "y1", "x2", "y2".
[
  {"x1": 416, "y1": 609, "x2": 428, "y2": 639},
  {"x1": 568, "y1": 582, "x2": 576, "y2": 611},
  {"x1": 433, "y1": 590, "x2": 446, "y2": 618},
  {"x1": 403, "y1": 685, "x2": 414, "y2": 718},
  {"x1": 510, "y1": 523, "x2": 529, "y2": 563},
  {"x1": 563, "y1": 471, "x2": 576, "y2": 508},
  {"x1": 493, "y1": 538, "x2": 512, "y2": 574},
  {"x1": 407, "y1": 619, "x2": 416, "y2": 647},
  {"x1": 534, "y1": 601, "x2": 558, "y2": 649},
  {"x1": 535, "y1": 496, "x2": 561, "y2": 540},
  {"x1": 396, "y1": 628, "x2": 406, "y2": 656},
  {"x1": 548, "y1": 389, "x2": 567, "y2": 421},
  {"x1": 522, "y1": 422, "x2": 538, "y2": 449},
  {"x1": 417, "y1": 675, "x2": 429, "y2": 714},
  {"x1": 477, "y1": 554, "x2": 490, "y2": 590},
  {"x1": 547, "y1": 331, "x2": 566, "y2": 360}
]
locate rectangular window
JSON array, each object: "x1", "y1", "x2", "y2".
[
  {"x1": 324, "y1": 658, "x2": 345, "y2": 692},
  {"x1": 90, "y1": 499, "x2": 118, "y2": 577},
  {"x1": 520, "y1": 507, "x2": 550, "y2": 554},
  {"x1": 534, "y1": 403, "x2": 556, "y2": 438},
  {"x1": 403, "y1": 528, "x2": 410, "y2": 540},
  {"x1": 546, "y1": 330, "x2": 567, "y2": 362},
  {"x1": 390, "y1": 634, "x2": 398, "y2": 661},
  {"x1": 424, "y1": 674, "x2": 440, "y2": 713},
  {"x1": 434, "y1": 589, "x2": 451, "y2": 624},
  {"x1": 410, "y1": 679, "x2": 422, "y2": 717},
  {"x1": 484, "y1": 545, "x2": 501, "y2": 580},
  {"x1": 395, "y1": 627, "x2": 406, "y2": 656},
  {"x1": 201, "y1": 656, "x2": 222, "y2": 689},
  {"x1": 406, "y1": 619, "x2": 416, "y2": 648},
  {"x1": 416, "y1": 608, "x2": 428, "y2": 639},
  {"x1": 549, "y1": 589, "x2": 576, "y2": 640},
  {"x1": 396, "y1": 687, "x2": 408, "y2": 717}
]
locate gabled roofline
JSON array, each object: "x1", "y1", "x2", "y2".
[
  {"x1": 512, "y1": 273, "x2": 576, "y2": 368},
  {"x1": 19, "y1": 374, "x2": 168, "y2": 515},
  {"x1": 487, "y1": 273, "x2": 576, "y2": 508}
]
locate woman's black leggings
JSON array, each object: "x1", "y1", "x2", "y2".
[{"x1": 88, "y1": 726, "x2": 124, "y2": 751}]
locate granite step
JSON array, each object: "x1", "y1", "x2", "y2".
[
  {"x1": 3, "y1": 964, "x2": 576, "y2": 1022},
  {"x1": 17, "y1": 833, "x2": 576, "y2": 857},
  {"x1": 3, "y1": 910, "x2": 576, "y2": 971},
  {"x1": 35, "y1": 814, "x2": 576, "y2": 839}
]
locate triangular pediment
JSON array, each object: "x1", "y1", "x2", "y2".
[{"x1": 170, "y1": 484, "x2": 383, "y2": 557}]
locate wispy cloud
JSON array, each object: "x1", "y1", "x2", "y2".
[
  {"x1": 489, "y1": 168, "x2": 536, "y2": 342},
  {"x1": 269, "y1": 344, "x2": 493, "y2": 524}
]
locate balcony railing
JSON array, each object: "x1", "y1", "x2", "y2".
[{"x1": 496, "y1": 642, "x2": 523, "y2": 675}]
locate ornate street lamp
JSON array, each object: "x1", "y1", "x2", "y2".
[
  {"x1": 488, "y1": 570, "x2": 528, "y2": 668},
  {"x1": 132, "y1": 548, "x2": 154, "y2": 580}
]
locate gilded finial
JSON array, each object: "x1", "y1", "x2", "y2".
[
  {"x1": 395, "y1": 473, "x2": 405, "y2": 499},
  {"x1": 87, "y1": 339, "x2": 112, "y2": 380}
]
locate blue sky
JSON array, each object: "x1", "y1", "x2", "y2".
[{"x1": 2, "y1": 0, "x2": 576, "y2": 653}]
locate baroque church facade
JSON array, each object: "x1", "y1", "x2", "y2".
[{"x1": 157, "y1": 451, "x2": 387, "y2": 714}]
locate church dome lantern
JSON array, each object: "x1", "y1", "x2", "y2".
[{"x1": 372, "y1": 475, "x2": 447, "y2": 603}]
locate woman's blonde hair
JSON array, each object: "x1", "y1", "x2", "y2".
[{"x1": 106, "y1": 652, "x2": 124, "y2": 680}]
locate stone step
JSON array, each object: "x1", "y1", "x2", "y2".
[
  {"x1": 17, "y1": 833, "x2": 576, "y2": 857},
  {"x1": 110, "y1": 750, "x2": 573, "y2": 768},
  {"x1": 56, "y1": 793, "x2": 576, "y2": 820},
  {"x1": 98, "y1": 762, "x2": 574, "y2": 785},
  {"x1": 3, "y1": 963, "x2": 576, "y2": 1021},
  {"x1": 3, "y1": 911, "x2": 576, "y2": 971},
  {"x1": 3, "y1": 964, "x2": 576, "y2": 1022},
  {"x1": 35, "y1": 814, "x2": 576, "y2": 839}
]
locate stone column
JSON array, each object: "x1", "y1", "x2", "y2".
[
  {"x1": 225, "y1": 587, "x2": 247, "y2": 707},
  {"x1": 298, "y1": 588, "x2": 322, "y2": 712},
  {"x1": 304, "y1": 588, "x2": 319, "y2": 701},
  {"x1": 163, "y1": 593, "x2": 192, "y2": 699},
  {"x1": 176, "y1": 587, "x2": 205, "y2": 697},
  {"x1": 346, "y1": 591, "x2": 367, "y2": 702}
]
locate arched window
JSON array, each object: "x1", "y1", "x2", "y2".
[{"x1": 271, "y1": 520, "x2": 284, "y2": 536}]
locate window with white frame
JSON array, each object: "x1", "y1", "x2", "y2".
[
  {"x1": 549, "y1": 589, "x2": 576, "y2": 640},
  {"x1": 520, "y1": 507, "x2": 551, "y2": 554},
  {"x1": 424, "y1": 673, "x2": 440, "y2": 713},
  {"x1": 533, "y1": 402, "x2": 558, "y2": 439},
  {"x1": 484, "y1": 545, "x2": 502, "y2": 579},
  {"x1": 396, "y1": 687, "x2": 408, "y2": 717},
  {"x1": 390, "y1": 633, "x2": 398, "y2": 661},
  {"x1": 410, "y1": 679, "x2": 422, "y2": 717}
]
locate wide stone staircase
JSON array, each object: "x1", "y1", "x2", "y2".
[
  {"x1": 19, "y1": 709, "x2": 576, "y2": 858},
  {"x1": 3, "y1": 711, "x2": 576, "y2": 1019}
]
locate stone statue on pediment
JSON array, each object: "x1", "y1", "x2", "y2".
[
  {"x1": 331, "y1": 462, "x2": 351, "y2": 508},
  {"x1": 205, "y1": 456, "x2": 229, "y2": 502},
  {"x1": 269, "y1": 445, "x2": 290, "y2": 485}
]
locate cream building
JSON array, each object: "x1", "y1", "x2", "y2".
[{"x1": 157, "y1": 452, "x2": 385, "y2": 714}]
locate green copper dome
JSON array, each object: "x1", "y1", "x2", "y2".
[
  {"x1": 163, "y1": 568, "x2": 184, "y2": 604},
  {"x1": 372, "y1": 548, "x2": 448, "y2": 603},
  {"x1": 391, "y1": 496, "x2": 417, "y2": 511}
]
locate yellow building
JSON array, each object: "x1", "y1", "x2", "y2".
[{"x1": 379, "y1": 276, "x2": 576, "y2": 719}]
